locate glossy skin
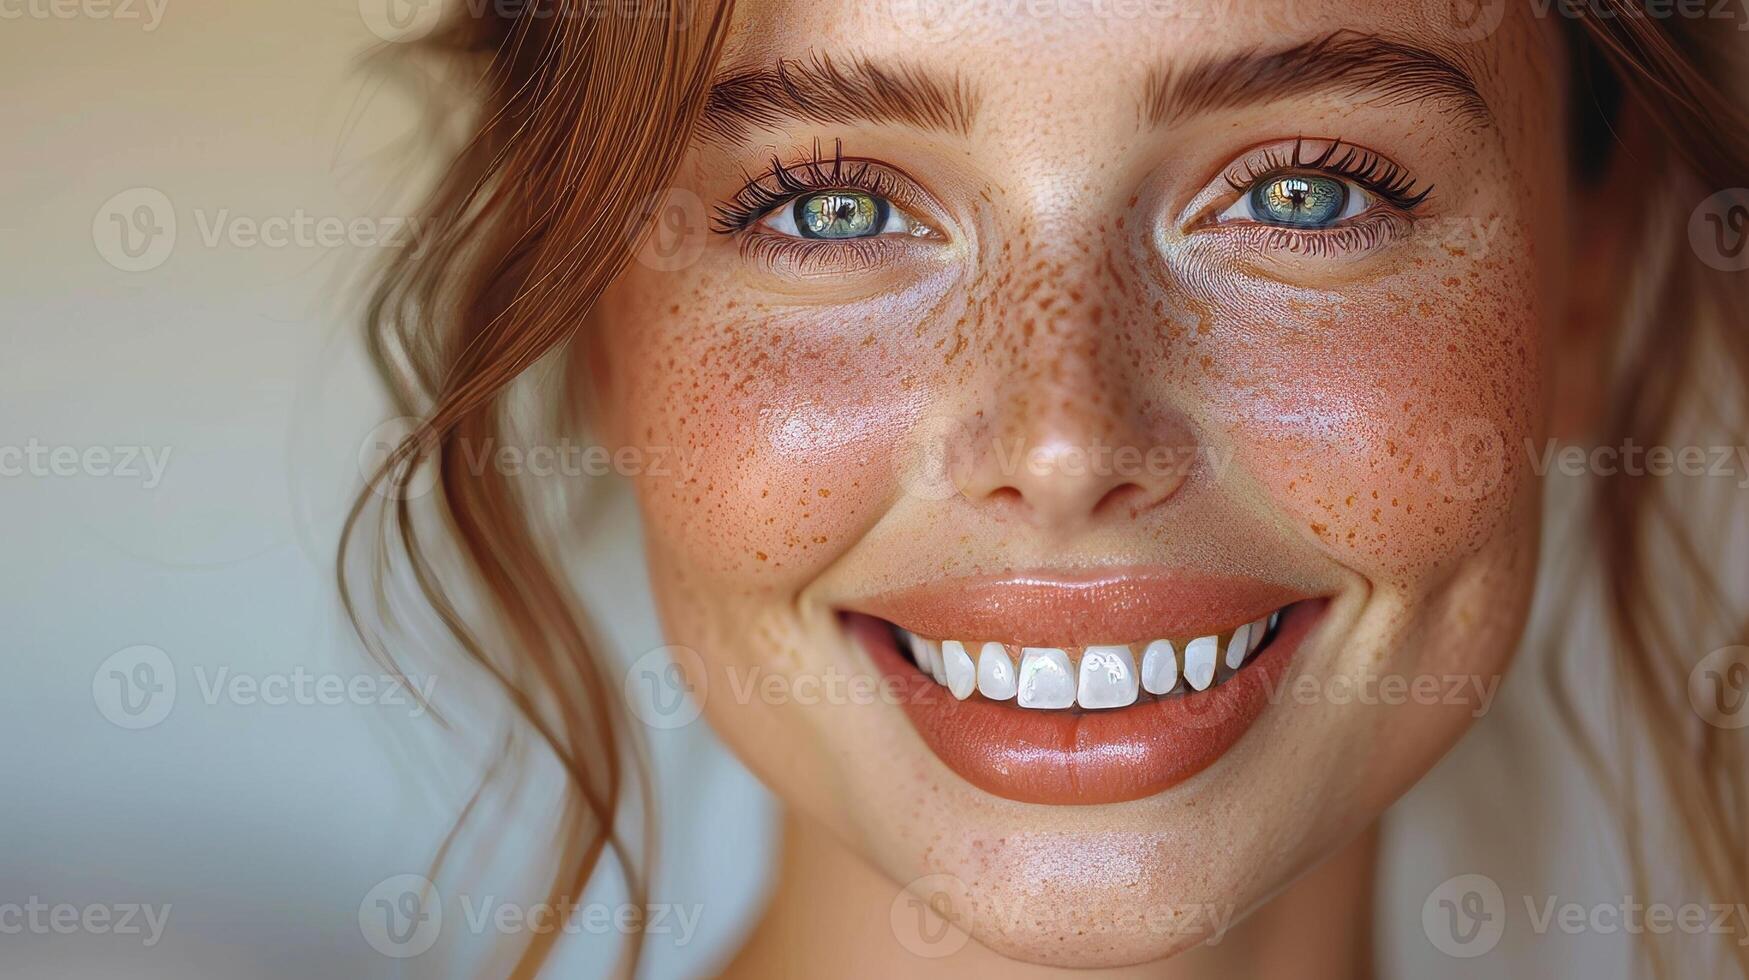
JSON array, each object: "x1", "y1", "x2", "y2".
[{"x1": 590, "y1": 0, "x2": 1572, "y2": 969}]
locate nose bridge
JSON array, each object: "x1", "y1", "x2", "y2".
[{"x1": 952, "y1": 231, "x2": 1193, "y2": 529}]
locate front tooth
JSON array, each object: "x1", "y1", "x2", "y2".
[
  {"x1": 1247, "y1": 615, "x2": 1268, "y2": 653},
  {"x1": 1078, "y1": 645, "x2": 1138, "y2": 709},
  {"x1": 1225, "y1": 623, "x2": 1251, "y2": 670},
  {"x1": 1017, "y1": 648, "x2": 1075, "y2": 709},
  {"x1": 1184, "y1": 635, "x2": 1218, "y2": 691},
  {"x1": 977, "y1": 642, "x2": 1017, "y2": 700},
  {"x1": 1141, "y1": 639, "x2": 1178, "y2": 695},
  {"x1": 1269, "y1": 610, "x2": 1282, "y2": 632},
  {"x1": 941, "y1": 641, "x2": 976, "y2": 700}
]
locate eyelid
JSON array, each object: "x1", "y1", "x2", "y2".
[
  {"x1": 1184, "y1": 137, "x2": 1432, "y2": 230},
  {"x1": 712, "y1": 143, "x2": 946, "y2": 237}
]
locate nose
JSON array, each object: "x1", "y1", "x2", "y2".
[
  {"x1": 953, "y1": 397, "x2": 1194, "y2": 532},
  {"x1": 948, "y1": 251, "x2": 1194, "y2": 533}
]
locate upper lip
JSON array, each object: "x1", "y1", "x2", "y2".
[{"x1": 841, "y1": 567, "x2": 1314, "y2": 647}]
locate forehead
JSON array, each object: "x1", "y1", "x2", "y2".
[{"x1": 718, "y1": 0, "x2": 1528, "y2": 95}]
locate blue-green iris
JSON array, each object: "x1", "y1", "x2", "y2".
[
  {"x1": 1250, "y1": 175, "x2": 1348, "y2": 227},
  {"x1": 795, "y1": 192, "x2": 888, "y2": 239}
]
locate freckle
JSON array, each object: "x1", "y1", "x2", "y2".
[{"x1": 818, "y1": 488, "x2": 830, "y2": 497}]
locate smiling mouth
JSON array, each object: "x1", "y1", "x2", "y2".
[
  {"x1": 841, "y1": 570, "x2": 1328, "y2": 805},
  {"x1": 888, "y1": 610, "x2": 1285, "y2": 710}
]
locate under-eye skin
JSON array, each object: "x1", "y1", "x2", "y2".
[{"x1": 1201, "y1": 137, "x2": 1433, "y2": 256}]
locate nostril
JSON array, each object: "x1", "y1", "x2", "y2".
[{"x1": 1092, "y1": 482, "x2": 1154, "y2": 517}]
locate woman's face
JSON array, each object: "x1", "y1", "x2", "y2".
[{"x1": 594, "y1": 0, "x2": 1566, "y2": 966}]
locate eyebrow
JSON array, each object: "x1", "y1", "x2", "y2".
[
  {"x1": 698, "y1": 53, "x2": 980, "y2": 144},
  {"x1": 1145, "y1": 30, "x2": 1492, "y2": 127}
]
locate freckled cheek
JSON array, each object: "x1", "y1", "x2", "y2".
[
  {"x1": 1214, "y1": 281, "x2": 1543, "y2": 574},
  {"x1": 601, "y1": 309, "x2": 920, "y2": 583}
]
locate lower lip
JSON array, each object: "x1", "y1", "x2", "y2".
[{"x1": 848, "y1": 600, "x2": 1325, "y2": 806}]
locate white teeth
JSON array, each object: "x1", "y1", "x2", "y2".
[
  {"x1": 941, "y1": 640, "x2": 976, "y2": 700},
  {"x1": 1184, "y1": 635, "x2": 1218, "y2": 691},
  {"x1": 1225, "y1": 623, "x2": 1251, "y2": 670},
  {"x1": 976, "y1": 641, "x2": 1017, "y2": 700},
  {"x1": 1141, "y1": 639, "x2": 1178, "y2": 695},
  {"x1": 909, "y1": 637, "x2": 951, "y2": 682},
  {"x1": 894, "y1": 603, "x2": 1293, "y2": 709},
  {"x1": 904, "y1": 632, "x2": 929, "y2": 673},
  {"x1": 1078, "y1": 645, "x2": 1139, "y2": 709},
  {"x1": 1017, "y1": 648, "x2": 1076, "y2": 709}
]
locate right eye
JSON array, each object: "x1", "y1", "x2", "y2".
[{"x1": 759, "y1": 191, "x2": 934, "y2": 240}]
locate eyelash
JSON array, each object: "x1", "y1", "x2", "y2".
[
  {"x1": 1224, "y1": 137, "x2": 1432, "y2": 210},
  {"x1": 711, "y1": 139, "x2": 908, "y2": 235},
  {"x1": 711, "y1": 136, "x2": 1430, "y2": 267}
]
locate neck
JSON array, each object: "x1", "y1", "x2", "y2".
[{"x1": 722, "y1": 810, "x2": 1378, "y2": 980}]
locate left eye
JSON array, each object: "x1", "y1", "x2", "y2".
[
  {"x1": 1218, "y1": 174, "x2": 1373, "y2": 229},
  {"x1": 759, "y1": 191, "x2": 929, "y2": 240}
]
